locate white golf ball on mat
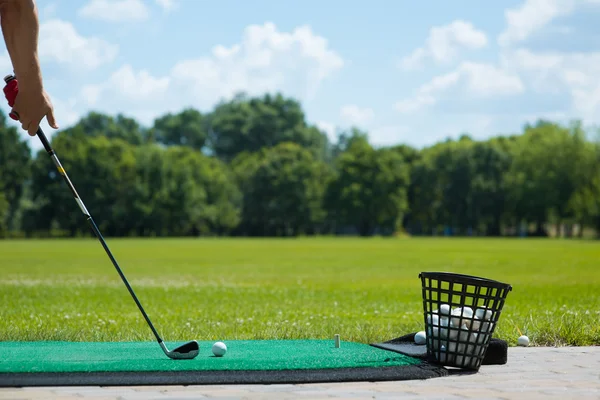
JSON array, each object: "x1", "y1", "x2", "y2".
[
  {"x1": 414, "y1": 331, "x2": 426, "y2": 345},
  {"x1": 212, "y1": 341, "x2": 227, "y2": 357}
]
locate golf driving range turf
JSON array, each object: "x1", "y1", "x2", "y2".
[
  {"x1": 0, "y1": 340, "x2": 421, "y2": 373},
  {"x1": 0, "y1": 339, "x2": 448, "y2": 386},
  {"x1": 1, "y1": 237, "x2": 599, "y2": 347}
]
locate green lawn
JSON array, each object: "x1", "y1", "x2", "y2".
[{"x1": 1, "y1": 237, "x2": 598, "y2": 347}]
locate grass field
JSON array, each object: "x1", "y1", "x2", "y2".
[{"x1": 0, "y1": 237, "x2": 599, "y2": 347}]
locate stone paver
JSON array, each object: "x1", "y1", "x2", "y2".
[{"x1": 1, "y1": 346, "x2": 599, "y2": 399}]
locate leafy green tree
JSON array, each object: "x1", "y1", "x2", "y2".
[
  {"x1": 149, "y1": 108, "x2": 207, "y2": 150},
  {"x1": 119, "y1": 145, "x2": 204, "y2": 237},
  {"x1": 469, "y1": 141, "x2": 512, "y2": 235},
  {"x1": 208, "y1": 93, "x2": 329, "y2": 161},
  {"x1": 127, "y1": 145, "x2": 241, "y2": 236},
  {"x1": 233, "y1": 142, "x2": 330, "y2": 236},
  {"x1": 329, "y1": 127, "x2": 370, "y2": 161},
  {"x1": 567, "y1": 138, "x2": 600, "y2": 237},
  {"x1": 196, "y1": 156, "x2": 242, "y2": 235},
  {"x1": 505, "y1": 120, "x2": 587, "y2": 236},
  {"x1": 325, "y1": 137, "x2": 410, "y2": 236},
  {"x1": 591, "y1": 143, "x2": 600, "y2": 237},
  {"x1": 28, "y1": 132, "x2": 138, "y2": 236},
  {"x1": 0, "y1": 192, "x2": 8, "y2": 236},
  {"x1": 439, "y1": 139, "x2": 512, "y2": 235},
  {"x1": 152, "y1": 147, "x2": 208, "y2": 236},
  {"x1": 0, "y1": 111, "x2": 31, "y2": 231},
  {"x1": 163, "y1": 146, "x2": 241, "y2": 235},
  {"x1": 386, "y1": 143, "x2": 422, "y2": 232},
  {"x1": 407, "y1": 146, "x2": 444, "y2": 234},
  {"x1": 64, "y1": 112, "x2": 145, "y2": 145},
  {"x1": 431, "y1": 140, "x2": 475, "y2": 234},
  {"x1": 12, "y1": 92, "x2": 600, "y2": 239},
  {"x1": 125, "y1": 144, "x2": 168, "y2": 236},
  {"x1": 390, "y1": 144, "x2": 421, "y2": 165},
  {"x1": 403, "y1": 137, "x2": 512, "y2": 236}
]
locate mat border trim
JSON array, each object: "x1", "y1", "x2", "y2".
[{"x1": 0, "y1": 363, "x2": 448, "y2": 387}]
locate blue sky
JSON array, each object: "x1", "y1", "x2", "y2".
[{"x1": 5, "y1": 0, "x2": 600, "y2": 151}]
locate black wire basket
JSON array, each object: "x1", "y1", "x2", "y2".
[{"x1": 419, "y1": 272, "x2": 512, "y2": 370}]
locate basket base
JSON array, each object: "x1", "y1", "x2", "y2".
[{"x1": 371, "y1": 332, "x2": 507, "y2": 366}]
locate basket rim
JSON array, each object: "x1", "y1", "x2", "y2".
[{"x1": 418, "y1": 271, "x2": 512, "y2": 291}]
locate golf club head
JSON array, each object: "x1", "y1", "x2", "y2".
[{"x1": 161, "y1": 340, "x2": 200, "y2": 360}]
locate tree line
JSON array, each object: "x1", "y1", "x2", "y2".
[{"x1": 1, "y1": 92, "x2": 599, "y2": 239}]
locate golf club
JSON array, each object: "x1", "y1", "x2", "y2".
[{"x1": 3, "y1": 74, "x2": 199, "y2": 360}]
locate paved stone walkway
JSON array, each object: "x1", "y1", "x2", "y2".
[{"x1": 1, "y1": 346, "x2": 599, "y2": 399}]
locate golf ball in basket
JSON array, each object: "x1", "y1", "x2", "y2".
[
  {"x1": 475, "y1": 307, "x2": 492, "y2": 321},
  {"x1": 439, "y1": 304, "x2": 451, "y2": 315},
  {"x1": 451, "y1": 306, "x2": 474, "y2": 329},
  {"x1": 414, "y1": 331, "x2": 426, "y2": 345},
  {"x1": 439, "y1": 316, "x2": 449, "y2": 338},
  {"x1": 212, "y1": 341, "x2": 227, "y2": 357}
]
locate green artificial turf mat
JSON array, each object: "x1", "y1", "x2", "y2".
[
  {"x1": 0, "y1": 340, "x2": 420, "y2": 373},
  {"x1": 0, "y1": 340, "x2": 448, "y2": 386}
]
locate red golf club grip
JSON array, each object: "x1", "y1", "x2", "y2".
[
  {"x1": 3, "y1": 74, "x2": 19, "y2": 119},
  {"x1": 3, "y1": 74, "x2": 53, "y2": 153}
]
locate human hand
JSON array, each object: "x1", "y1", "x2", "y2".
[{"x1": 10, "y1": 81, "x2": 58, "y2": 136}]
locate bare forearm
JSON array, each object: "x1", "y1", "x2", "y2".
[{"x1": 0, "y1": 0, "x2": 42, "y2": 89}]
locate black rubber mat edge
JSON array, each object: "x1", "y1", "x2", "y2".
[{"x1": 0, "y1": 363, "x2": 449, "y2": 387}]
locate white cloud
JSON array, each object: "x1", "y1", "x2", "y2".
[
  {"x1": 394, "y1": 95, "x2": 436, "y2": 114},
  {"x1": 419, "y1": 71, "x2": 462, "y2": 93},
  {"x1": 78, "y1": 0, "x2": 149, "y2": 22},
  {"x1": 400, "y1": 20, "x2": 488, "y2": 69},
  {"x1": 495, "y1": 0, "x2": 600, "y2": 123},
  {"x1": 39, "y1": 19, "x2": 118, "y2": 69},
  {"x1": 501, "y1": 48, "x2": 600, "y2": 122},
  {"x1": 459, "y1": 62, "x2": 525, "y2": 96},
  {"x1": 339, "y1": 105, "x2": 374, "y2": 126},
  {"x1": 49, "y1": 97, "x2": 81, "y2": 129},
  {"x1": 394, "y1": 71, "x2": 459, "y2": 113},
  {"x1": 497, "y1": 0, "x2": 600, "y2": 47},
  {"x1": 498, "y1": 0, "x2": 574, "y2": 47},
  {"x1": 155, "y1": 0, "x2": 177, "y2": 11},
  {"x1": 166, "y1": 22, "x2": 343, "y2": 104},
  {"x1": 81, "y1": 65, "x2": 170, "y2": 113},
  {"x1": 80, "y1": 85, "x2": 102, "y2": 106},
  {"x1": 391, "y1": 0, "x2": 600, "y2": 144},
  {"x1": 41, "y1": 2, "x2": 58, "y2": 19},
  {"x1": 572, "y1": 86, "x2": 600, "y2": 122},
  {"x1": 395, "y1": 62, "x2": 524, "y2": 113},
  {"x1": 80, "y1": 22, "x2": 344, "y2": 124}
]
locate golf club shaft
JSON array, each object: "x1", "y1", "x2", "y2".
[{"x1": 35, "y1": 126, "x2": 164, "y2": 344}]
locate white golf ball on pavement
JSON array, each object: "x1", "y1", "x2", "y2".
[
  {"x1": 517, "y1": 335, "x2": 530, "y2": 347},
  {"x1": 212, "y1": 341, "x2": 227, "y2": 357},
  {"x1": 414, "y1": 331, "x2": 426, "y2": 345}
]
